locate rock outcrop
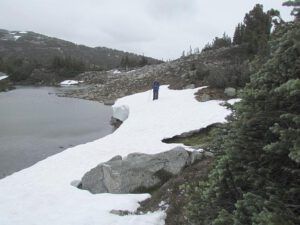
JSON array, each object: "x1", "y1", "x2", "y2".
[{"x1": 81, "y1": 147, "x2": 203, "y2": 194}]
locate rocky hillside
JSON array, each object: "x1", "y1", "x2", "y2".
[{"x1": 61, "y1": 45, "x2": 250, "y2": 103}]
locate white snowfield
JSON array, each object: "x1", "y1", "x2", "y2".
[
  {"x1": 0, "y1": 86, "x2": 236, "y2": 225},
  {"x1": 60, "y1": 80, "x2": 80, "y2": 86},
  {"x1": 0, "y1": 75, "x2": 8, "y2": 81}
]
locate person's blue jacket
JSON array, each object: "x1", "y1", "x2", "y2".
[{"x1": 152, "y1": 81, "x2": 160, "y2": 92}]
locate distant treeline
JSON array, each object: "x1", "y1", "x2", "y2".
[
  {"x1": 0, "y1": 56, "x2": 86, "y2": 81},
  {"x1": 119, "y1": 55, "x2": 149, "y2": 70},
  {"x1": 0, "y1": 54, "x2": 156, "y2": 82}
]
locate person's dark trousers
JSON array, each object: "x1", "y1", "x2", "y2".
[{"x1": 153, "y1": 90, "x2": 159, "y2": 100}]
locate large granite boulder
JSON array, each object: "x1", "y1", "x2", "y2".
[{"x1": 81, "y1": 147, "x2": 190, "y2": 194}]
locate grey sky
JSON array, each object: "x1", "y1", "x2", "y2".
[{"x1": 0, "y1": 0, "x2": 292, "y2": 59}]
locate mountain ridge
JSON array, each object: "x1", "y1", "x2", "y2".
[{"x1": 0, "y1": 28, "x2": 162, "y2": 82}]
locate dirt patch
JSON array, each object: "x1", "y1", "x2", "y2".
[
  {"x1": 162, "y1": 123, "x2": 220, "y2": 149},
  {"x1": 137, "y1": 157, "x2": 213, "y2": 225},
  {"x1": 195, "y1": 87, "x2": 230, "y2": 102}
]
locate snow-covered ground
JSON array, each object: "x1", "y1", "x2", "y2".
[{"x1": 0, "y1": 86, "x2": 235, "y2": 225}]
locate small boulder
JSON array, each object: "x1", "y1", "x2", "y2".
[
  {"x1": 189, "y1": 150, "x2": 204, "y2": 164},
  {"x1": 224, "y1": 87, "x2": 236, "y2": 97},
  {"x1": 199, "y1": 93, "x2": 211, "y2": 102},
  {"x1": 184, "y1": 84, "x2": 195, "y2": 89}
]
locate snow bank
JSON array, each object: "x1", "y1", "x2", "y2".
[
  {"x1": 0, "y1": 75, "x2": 8, "y2": 81},
  {"x1": 60, "y1": 80, "x2": 80, "y2": 86},
  {"x1": 0, "y1": 86, "x2": 235, "y2": 225}
]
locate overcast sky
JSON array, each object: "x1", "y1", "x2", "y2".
[{"x1": 0, "y1": 0, "x2": 292, "y2": 60}]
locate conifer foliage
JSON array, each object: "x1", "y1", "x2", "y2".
[
  {"x1": 283, "y1": 0, "x2": 300, "y2": 20},
  {"x1": 187, "y1": 21, "x2": 300, "y2": 225},
  {"x1": 232, "y1": 4, "x2": 273, "y2": 55}
]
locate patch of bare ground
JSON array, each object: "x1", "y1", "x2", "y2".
[
  {"x1": 137, "y1": 157, "x2": 213, "y2": 225},
  {"x1": 195, "y1": 87, "x2": 230, "y2": 102}
]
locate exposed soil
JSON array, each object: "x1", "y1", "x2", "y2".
[
  {"x1": 195, "y1": 87, "x2": 230, "y2": 101},
  {"x1": 162, "y1": 123, "x2": 220, "y2": 149},
  {"x1": 137, "y1": 157, "x2": 213, "y2": 225}
]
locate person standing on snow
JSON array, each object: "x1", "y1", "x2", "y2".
[{"x1": 152, "y1": 80, "x2": 160, "y2": 100}]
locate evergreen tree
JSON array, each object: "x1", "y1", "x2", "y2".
[
  {"x1": 202, "y1": 33, "x2": 232, "y2": 51},
  {"x1": 194, "y1": 47, "x2": 200, "y2": 54},
  {"x1": 213, "y1": 33, "x2": 232, "y2": 48},
  {"x1": 138, "y1": 55, "x2": 148, "y2": 67},
  {"x1": 187, "y1": 22, "x2": 300, "y2": 225},
  {"x1": 242, "y1": 4, "x2": 272, "y2": 55},
  {"x1": 233, "y1": 23, "x2": 245, "y2": 45},
  {"x1": 181, "y1": 50, "x2": 185, "y2": 58},
  {"x1": 120, "y1": 55, "x2": 129, "y2": 69},
  {"x1": 189, "y1": 45, "x2": 193, "y2": 55},
  {"x1": 283, "y1": 0, "x2": 300, "y2": 20},
  {"x1": 50, "y1": 56, "x2": 85, "y2": 77}
]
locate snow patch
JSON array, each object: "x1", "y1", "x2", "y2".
[
  {"x1": 14, "y1": 35, "x2": 21, "y2": 40},
  {"x1": 113, "y1": 69, "x2": 121, "y2": 74},
  {"x1": 0, "y1": 75, "x2": 8, "y2": 81},
  {"x1": 60, "y1": 80, "x2": 79, "y2": 86},
  {"x1": 127, "y1": 70, "x2": 136, "y2": 73},
  {"x1": 0, "y1": 86, "x2": 235, "y2": 225},
  {"x1": 19, "y1": 31, "x2": 28, "y2": 34},
  {"x1": 227, "y1": 98, "x2": 241, "y2": 105}
]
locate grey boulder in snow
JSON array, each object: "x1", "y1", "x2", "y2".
[{"x1": 81, "y1": 147, "x2": 190, "y2": 194}]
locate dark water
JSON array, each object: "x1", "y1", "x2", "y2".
[{"x1": 0, "y1": 86, "x2": 113, "y2": 179}]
